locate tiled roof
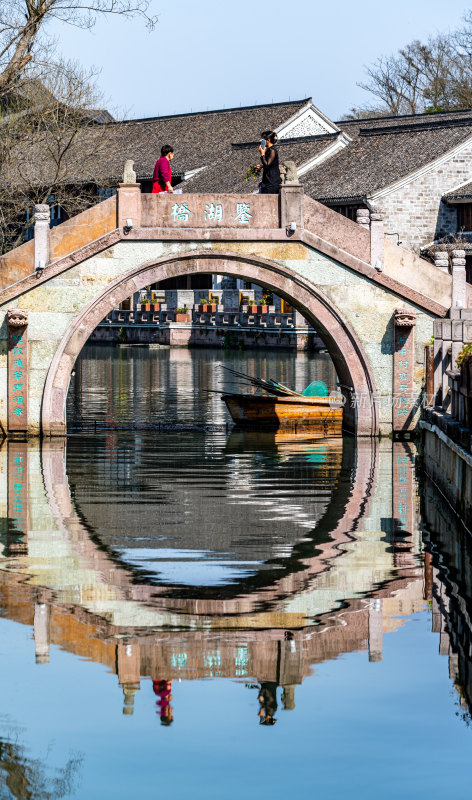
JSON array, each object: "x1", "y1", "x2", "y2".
[
  {"x1": 182, "y1": 136, "x2": 338, "y2": 194},
  {"x1": 302, "y1": 112, "x2": 472, "y2": 202},
  {"x1": 176, "y1": 106, "x2": 472, "y2": 200},
  {"x1": 337, "y1": 107, "x2": 472, "y2": 133},
  {"x1": 6, "y1": 99, "x2": 472, "y2": 207},
  {"x1": 3, "y1": 97, "x2": 313, "y2": 187},
  {"x1": 444, "y1": 180, "x2": 472, "y2": 201},
  {"x1": 120, "y1": 98, "x2": 313, "y2": 179}
]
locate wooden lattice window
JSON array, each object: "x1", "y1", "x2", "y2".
[
  {"x1": 458, "y1": 204, "x2": 472, "y2": 231},
  {"x1": 327, "y1": 204, "x2": 362, "y2": 222}
]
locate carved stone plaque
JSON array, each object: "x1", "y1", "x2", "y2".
[{"x1": 7, "y1": 308, "x2": 28, "y2": 434}]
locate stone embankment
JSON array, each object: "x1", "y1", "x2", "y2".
[{"x1": 422, "y1": 286, "x2": 472, "y2": 530}]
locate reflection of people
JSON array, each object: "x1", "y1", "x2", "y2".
[
  {"x1": 152, "y1": 679, "x2": 174, "y2": 725},
  {"x1": 256, "y1": 131, "x2": 281, "y2": 195},
  {"x1": 258, "y1": 681, "x2": 278, "y2": 725},
  {"x1": 152, "y1": 145, "x2": 174, "y2": 194}
]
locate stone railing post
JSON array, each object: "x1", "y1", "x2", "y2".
[
  {"x1": 356, "y1": 207, "x2": 370, "y2": 230},
  {"x1": 34, "y1": 204, "x2": 50, "y2": 271},
  {"x1": 451, "y1": 249, "x2": 466, "y2": 309},
  {"x1": 448, "y1": 369, "x2": 461, "y2": 421},
  {"x1": 433, "y1": 318, "x2": 452, "y2": 411},
  {"x1": 279, "y1": 184, "x2": 304, "y2": 230},
  {"x1": 370, "y1": 211, "x2": 384, "y2": 270},
  {"x1": 368, "y1": 599, "x2": 383, "y2": 662},
  {"x1": 433, "y1": 250, "x2": 449, "y2": 274},
  {"x1": 117, "y1": 183, "x2": 142, "y2": 230},
  {"x1": 117, "y1": 641, "x2": 141, "y2": 716},
  {"x1": 424, "y1": 343, "x2": 434, "y2": 406},
  {"x1": 34, "y1": 603, "x2": 50, "y2": 664}
]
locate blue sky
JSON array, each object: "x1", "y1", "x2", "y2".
[{"x1": 51, "y1": 0, "x2": 470, "y2": 120}]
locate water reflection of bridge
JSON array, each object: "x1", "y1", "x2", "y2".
[{"x1": 0, "y1": 436, "x2": 427, "y2": 714}]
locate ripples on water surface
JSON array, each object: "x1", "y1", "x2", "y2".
[
  {"x1": 66, "y1": 344, "x2": 338, "y2": 429},
  {"x1": 1, "y1": 345, "x2": 472, "y2": 798}
]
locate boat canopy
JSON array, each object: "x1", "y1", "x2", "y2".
[{"x1": 301, "y1": 381, "x2": 328, "y2": 397}]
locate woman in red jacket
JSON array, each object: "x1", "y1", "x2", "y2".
[
  {"x1": 152, "y1": 145, "x2": 174, "y2": 193},
  {"x1": 152, "y1": 678, "x2": 174, "y2": 725}
]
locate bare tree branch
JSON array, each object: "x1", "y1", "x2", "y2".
[
  {"x1": 0, "y1": 0, "x2": 157, "y2": 96},
  {"x1": 0, "y1": 60, "x2": 119, "y2": 253},
  {"x1": 348, "y1": 15, "x2": 472, "y2": 118}
]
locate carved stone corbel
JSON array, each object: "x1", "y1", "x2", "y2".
[
  {"x1": 394, "y1": 307, "x2": 417, "y2": 327},
  {"x1": 7, "y1": 308, "x2": 29, "y2": 328}
]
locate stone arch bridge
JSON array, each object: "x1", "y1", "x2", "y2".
[{"x1": 0, "y1": 183, "x2": 459, "y2": 437}]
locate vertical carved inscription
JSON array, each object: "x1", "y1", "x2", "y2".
[
  {"x1": 392, "y1": 441, "x2": 417, "y2": 571},
  {"x1": 7, "y1": 440, "x2": 28, "y2": 555},
  {"x1": 393, "y1": 308, "x2": 417, "y2": 433},
  {"x1": 7, "y1": 308, "x2": 28, "y2": 434}
]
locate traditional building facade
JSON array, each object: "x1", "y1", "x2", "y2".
[
  {"x1": 151, "y1": 101, "x2": 472, "y2": 266},
  {"x1": 301, "y1": 110, "x2": 472, "y2": 267},
  {"x1": 5, "y1": 97, "x2": 472, "y2": 275}
]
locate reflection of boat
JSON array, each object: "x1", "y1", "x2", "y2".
[
  {"x1": 226, "y1": 430, "x2": 344, "y2": 450},
  {"x1": 226, "y1": 431, "x2": 343, "y2": 467},
  {"x1": 220, "y1": 366, "x2": 343, "y2": 434},
  {"x1": 222, "y1": 393, "x2": 343, "y2": 434}
]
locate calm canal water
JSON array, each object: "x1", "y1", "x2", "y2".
[{"x1": 1, "y1": 344, "x2": 472, "y2": 798}]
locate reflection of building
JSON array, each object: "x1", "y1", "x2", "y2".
[
  {"x1": 0, "y1": 564, "x2": 426, "y2": 717},
  {"x1": 0, "y1": 437, "x2": 427, "y2": 718},
  {"x1": 67, "y1": 347, "x2": 338, "y2": 430},
  {"x1": 423, "y1": 477, "x2": 472, "y2": 721}
]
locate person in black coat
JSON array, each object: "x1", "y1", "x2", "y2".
[{"x1": 257, "y1": 130, "x2": 281, "y2": 195}]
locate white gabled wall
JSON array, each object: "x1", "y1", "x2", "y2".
[
  {"x1": 277, "y1": 103, "x2": 339, "y2": 139},
  {"x1": 370, "y1": 136, "x2": 472, "y2": 253}
]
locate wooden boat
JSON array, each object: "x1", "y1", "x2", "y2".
[
  {"x1": 214, "y1": 366, "x2": 343, "y2": 435},
  {"x1": 222, "y1": 392, "x2": 343, "y2": 434}
]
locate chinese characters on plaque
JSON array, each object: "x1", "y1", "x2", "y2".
[
  {"x1": 393, "y1": 308, "x2": 417, "y2": 433},
  {"x1": 7, "y1": 308, "x2": 28, "y2": 434},
  {"x1": 204, "y1": 203, "x2": 223, "y2": 222},
  {"x1": 170, "y1": 201, "x2": 253, "y2": 225},
  {"x1": 171, "y1": 202, "x2": 192, "y2": 222},
  {"x1": 234, "y1": 203, "x2": 252, "y2": 224}
]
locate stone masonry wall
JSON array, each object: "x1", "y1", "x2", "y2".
[
  {"x1": 0, "y1": 196, "x2": 117, "y2": 291},
  {"x1": 374, "y1": 138, "x2": 472, "y2": 253}
]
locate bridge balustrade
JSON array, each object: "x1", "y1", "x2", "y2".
[{"x1": 103, "y1": 308, "x2": 302, "y2": 330}]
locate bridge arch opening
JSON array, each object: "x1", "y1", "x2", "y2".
[{"x1": 42, "y1": 250, "x2": 379, "y2": 436}]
